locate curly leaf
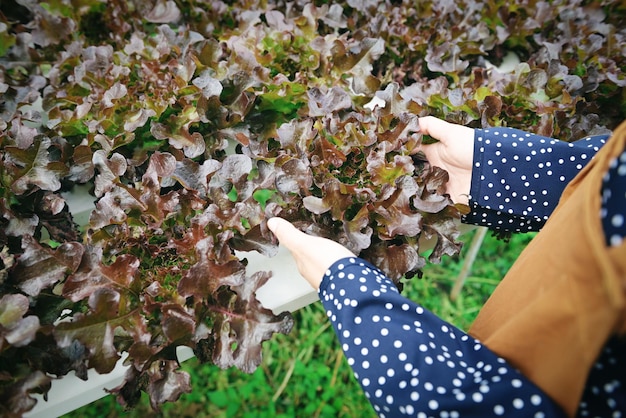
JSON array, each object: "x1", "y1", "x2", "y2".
[
  {"x1": 139, "y1": 152, "x2": 179, "y2": 223},
  {"x1": 209, "y1": 154, "x2": 252, "y2": 191},
  {"x1": 62, "y1": 246, "x2": 139, "y2": 302},
  {"x1": 89, "y1": 186, "x2": 145, "y2": 229},
  {"x1": 161, "y1": 305, "x2": 196, "y2": 344},
  {"x1": 275, "y1": 118, "x2": 316, "y2": 154},
  {"x1": 366, "y1": 144, "x2": 415, "y2": 186},
  {"x1": 145, "y1": 359, "x2": 191, "y2": 410},
  {"x1": 171, "y1": 158, "x2": 221, "y2": 197},
  {"x1": 102, "y1": 83, "x2": 128, "y2": 108},
  {"x1": 144, "y1": 1, "x2": 182, "y2": 24},
  {"x1": 0, "y1": 294, "x2": 40, "y2": 349},
  {"x1": 151, "y1": 120, "x2": 205, "y2": 159},
  {"x1": 363, "y1": 242, "x2": 425, "y2": 283},
  {"x1": 302, "y1": 195, "x2": 330, "y2": 215},
  {"x1": 423, "y1": 217, "x2": 463, "y2": 264},
  {"x1": 274, "y1": 157, "x2": 313, "y2": 196},
  {"x1": 230, "y1": 224, "x2": 279, "y2": 257},
  {"x1": 193, "y1": 70, "x2": 223, "y2": 99},
  {"x1": 109, "y1": 358, "x2": 191, "y2": 411},
  {"x1": 206, "y1": 270, "x2": 293, "y2": 373},
  {"x1": 123, "y1": 108, "x2": 157, "y2": 133},
  {"x1": 54, "y1": 316, "x2": 118, "y2": 373},
  {"x1": 0, "y1": 371, "x2": 51, "y2": 418},
  {"x1": 343, "y1": 204, "x2": 373, "y2": 253},
  {"x1": 331, "y1": 37, "x2": 384, "y2": 94},
  {"x1": 92, "y1": 151, "x2": 128, "y2": 198},
  {"x1": 1, "y1": 200, "x2": 38, "y2": 238},
  {"x1": 374, "y1": 176, "x2": 422, "y2": 239},
  {"x1": 55, "y1": 288, "x2": 141, "y2": 374},
  {"x1": 306, "y1": 86, "x2": 352, "y2": 117},
  {"x1": 426, "y1": 42, "x2": 469, "y2": 75},
  {"x1": 6, "y1": 138, "x2": 68, "y2": 194},
  {"x1": 177, "y1": 237, "x2": 246, "y2": 299},
  {"x1": 413, "y1": 166, "x2": 453, "y2": 213},
  {"x1": 12, "y1": 237, "x2": 84, "y2": 297},
  {"x1": 316, "y1": 178, "x2": 355, "y2": 221}
]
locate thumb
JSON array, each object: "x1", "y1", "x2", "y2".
[
  {"x1": 418, "y1": 115, "x2": 449, "y2": 139},
  {"x1": 267, "y1": 217, "x2": 304, "y2": 251},
  {"x1": 419, "y1": 115, "x2": 474, "y2": 146}
]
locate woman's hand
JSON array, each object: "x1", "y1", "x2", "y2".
[
  {"x1": 418, "y1": 116, "x2": 475, "y2": 205},
  {"x1": 267, "y1": 217, "x2": 355, "y2": 290}
]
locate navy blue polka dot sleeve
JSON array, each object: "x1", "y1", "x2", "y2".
[
  {"x1": 601, "y1": 149, "x2": 626, "y2": 247},
  {"x1": 464, "y1": 128, "x2": 609, "y2": 232},
  {"x1": 319, "y1": 257, "x2": 566, "y2": 418},
  {"x1": 315, "y1": 127, "x2": 625, "y2": 417}
]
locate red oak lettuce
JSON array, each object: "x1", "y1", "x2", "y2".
[{"x1": 0, "y1": 0, "x2": 624, "y2": 414}]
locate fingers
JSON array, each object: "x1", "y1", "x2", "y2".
[
  {"x1": 418, "y1": 115, "x2": 448, "y2": 138},
  {"x1": 417, "y1": 116, "x2": 474, "y2": 205},
  {"x1": 267, "y1": 217, "x2": 303, "y2": 250},
  {"x1": 267, "y1": 217, "x2": 355, "y2": 290},
  {"x1": 267, "y1": 217, "x2": 315, "y2": 261},
  {"x1": 418, "y1": 116, "x2": 474, "y2": 144}
]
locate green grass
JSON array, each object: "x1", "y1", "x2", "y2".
[{"x1": 62, "y1": 229, "x2": 535, "y2": 418}]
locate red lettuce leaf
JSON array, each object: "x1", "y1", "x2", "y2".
[
  {"x1": 62, "y1": 247, "x2": 139, "y2": 303},
  {"x1": 201, "y1": 270, "x2": 294, "y2": 373},
  {"x1": 176, "y1": 237, "x2": 246, "y2": 299},
  {"x1": 0, "y1": 294, "x2": 40, "y2": 349},
  {"x1": 54, "y1": 289, "x2": 149, "y2": 375},
  {"x1": 0, "y1": 371, "x2": 51, "y2": 418},
  {"x1": 5, "y1": 137, "x2": 68, "y2": 195},
  {"x1": 12, "y1": 237, "x2": 83, "y2": 297},
  {"x1": 108, "y1": 358, "x2": 191, "y2": 411},
  {"x1": 363, "y1": 242, "x2": 425, "y2": 283},
  {"x1": 374, "y1": 176, "x2": 423, "y2": 239},
  {"x1": 54, "y1": 291, "x2": 123, "y2": 374}
]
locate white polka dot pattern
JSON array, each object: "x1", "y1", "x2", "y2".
[
  {"x1": 464, "y1": 128, "x2": 608, "y2": 232},
  {"x1": 601, "y1": 150, "x2": 626, "y2": 247},
  {"x1": 577, "y1": 336, "x2": 626, "y2": 417},
  {"x1": 319, "y1": 257, "x2": 566, "y2": 417}
]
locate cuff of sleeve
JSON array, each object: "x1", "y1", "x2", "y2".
[{"x1": 467, "y1": 127, "x2": 581, "y2": 230}]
